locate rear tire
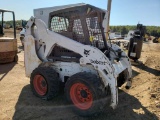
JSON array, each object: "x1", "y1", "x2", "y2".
[
  {"x1": 30, "y1": 67, "x2": 60, "y2": 100},
  {"x1": 65, "y1": 72, "x2": 108, "y2": 117}
]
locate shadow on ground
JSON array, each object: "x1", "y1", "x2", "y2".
[
  {"x1": 132, "y1": 69, "x2": 140, "y2": 78},
  {"x1": 0, "y1": 62, "x2": 16, "y2": 81},
  {"x1": 133, "y1": 63, "x2": 160, "y2": 76},
  {"x1": 13, "y1": 85, "x2": 159, "y2": 120}
]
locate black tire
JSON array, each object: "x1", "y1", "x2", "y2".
[
  {"x1": 14, "y1": 55, "x2": 18, "y2": 62},
  {"x1": 65, "y1": 72, "x2": 109, "y2": 117},
  {"x1": 153, "y1": 38, "x2": 158, "y2": 43},
  {"x1": 117, "y1": 70, "x2": 127, "y2": 87},
  {"x1": 30, "y1": 67, "x2": 60, "y2": 100},
  {"x1": 20, "y1": 36, "x2": 24, "y2": 41}
]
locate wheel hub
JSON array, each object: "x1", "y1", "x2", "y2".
[
  {"x1": 80, "y1": 90, "x2": 88, "y2": 98},
  {"x1": 70, "y1": 83, "x2": 93, "y2": 110},
  {"x1": 41, "y1": 80, "x2": 47, "y2": 87},
  {"x1": 33, "y1": 75, "x2": 47, "y2": 96}
]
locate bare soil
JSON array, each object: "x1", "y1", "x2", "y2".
[{"x1": 0, "y1": 30, "x2": 160, "y2": 120}]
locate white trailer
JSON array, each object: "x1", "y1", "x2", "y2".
[{"x1": 109, "y1": 32, "x2": 122, "y2": 39}]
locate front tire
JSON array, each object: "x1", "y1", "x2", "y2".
[
  {"x1": 65, "y1": 72, "x2": 107, "y2": 117},
  {"x1": 30, "y1": 67, "x2": 60, "y2": 100},
  {"x1": 153, "y1": 38, "x2": 158, "y2": 43}
]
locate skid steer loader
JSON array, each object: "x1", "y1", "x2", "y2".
[{"x1": 24, "y1": 3, "x2": 132, "y2": 116}]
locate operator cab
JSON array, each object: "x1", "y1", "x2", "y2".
[{"x1": 48, "y1": 4, "x2": 107, "y2": 61}]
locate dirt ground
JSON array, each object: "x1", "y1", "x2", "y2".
[{"x1": 0, "y1": 30, "x2": 160, "y2": 120}]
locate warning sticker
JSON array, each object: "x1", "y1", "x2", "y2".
[{"x1": 130, "y1": 52, "x2": 136, "y2": 57}]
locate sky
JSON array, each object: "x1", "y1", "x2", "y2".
[{"x1": 0, "y1": 0, "x2": 159, "y2": 26}]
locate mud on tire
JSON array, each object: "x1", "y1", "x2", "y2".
[
  {"x1": 30, "y1": 67, "x2": 60, "y2": 100},
  {"x1": 65, "y1": 72, "x2": 109, "y2": 117}
]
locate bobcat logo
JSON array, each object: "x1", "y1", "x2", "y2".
[
  {"x1": 90, "y1": 59, "x2": 107, "y2": 65},
  {"x1": 84, "y1": 49, "x2": 90, "y2": 56}
]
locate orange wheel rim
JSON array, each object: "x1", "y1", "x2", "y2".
[
  {"x1": 33, "y1": 75, "x2": 47, "y2": 96},
  {"x1": 70, "y1": 83, "x2": 93, "y2": 110}
]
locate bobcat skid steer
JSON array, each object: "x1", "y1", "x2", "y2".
[{"x1": 24, "y1": 3, "x2": 132, "y2": 116}]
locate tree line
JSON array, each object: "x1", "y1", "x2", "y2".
[
  {"x1": 3, "y1": 20, "x2": 160, "y2": 37},
  {"x1": 3, "y1": 20, "x2": 22, "y2": 27},
  {"x1": 110, "y1": 25, "x2": 160, "y2": 37}
]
